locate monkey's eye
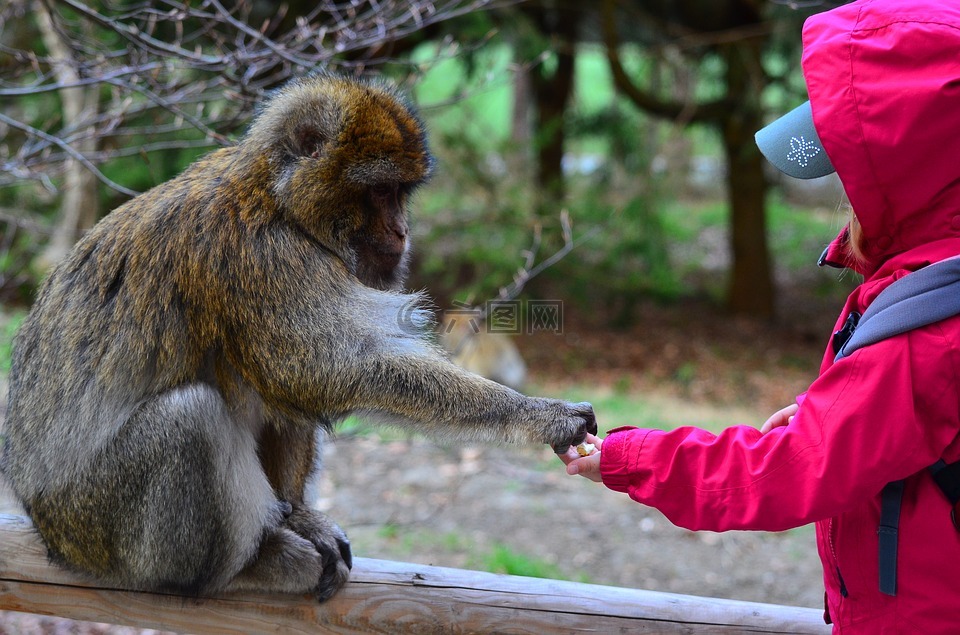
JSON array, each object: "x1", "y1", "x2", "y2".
[{"x1": 370, "y1": 185, "x2": 396, "y2": 201}]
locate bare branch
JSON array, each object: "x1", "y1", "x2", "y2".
[
  {"x1": 0, "y1": 65, "x2": 165, "y2": 96},
  {"x1": 495, "y1": 210, "x2": 598, "y2": 303},
  {"x1": 600, "y1": 0, "x2": 734, "y2": 126},
  {"x1": 0, "y1": 112, "x2": 138, "y2": 197},
  {"x1": 0, "y1": 209, "x2": 53, "y2": 235},
  {"x1": 0, "y1": 0, "x2": 497, "y2": 199},
  {"x1": 54, "y1": 0, "x2": 226, "y2": 68}
]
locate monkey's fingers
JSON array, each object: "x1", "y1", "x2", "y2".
[
  {"x1": 551, "y1": 401, "x2": 597, "y2": 453},
  {"x1": 577, "y1": 402, "x2": 598, "y2": 436}
]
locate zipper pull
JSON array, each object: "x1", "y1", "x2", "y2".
[{"x1": 836, "y1": 566, "x2": 849, "y2": 598}]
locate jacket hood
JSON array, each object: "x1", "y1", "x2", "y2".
[{"x1": 803, "y1": 0, "x2": 960, "y2": 277}]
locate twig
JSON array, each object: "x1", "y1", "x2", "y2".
[
  {"x1": 0, "y1": 209, "x2": 53, "y2": 234},
  {"x1": 495, "y1": 210, "x2": 599, "y2": 302},
  {"x1": 0, "y1": 112, "x2": 138, "y2": 197},
  {"x1": 0, "y1": 0, "x2": 499, "y2": 196},
  {"x1": 0, "y1": 64, "x2": 163, "y2": 96}
]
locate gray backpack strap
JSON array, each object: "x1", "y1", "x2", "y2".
[
  {"x1": 831, "y1": 256, "x2": 960, "y2": 596},
  {"x1": 835, "y1": 256, "x2": 960, "y2": 361}
]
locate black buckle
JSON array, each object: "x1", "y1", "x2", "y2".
[
  {"x1": 929, "y1": 459, "x2": 960, "y2": 531},
  {"x1": 832, "y1": 311, "x2": 861, "y2": 356}
]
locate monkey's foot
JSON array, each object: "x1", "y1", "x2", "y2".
[
  {"x1": 229, "y1": 527, "x2": 328, "y2": 595},
  {"x1": 285, "y1": 507, "x2": 352, "y2": 602}
]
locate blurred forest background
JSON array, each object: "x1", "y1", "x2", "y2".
[
  {"x1": 0, "y1": 0, "x2": 855, "y2": 328},
  {"x1": 0, "y1": 0, "x2": 859, "y2": 630}
]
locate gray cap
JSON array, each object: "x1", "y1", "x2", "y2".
[{"x1": 755, "y1": 101, "x2": 835, "y2": 179}]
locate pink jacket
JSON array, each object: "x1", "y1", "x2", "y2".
[{"x1": 600, "y1": 2, "x2": 960, "y2": 632}]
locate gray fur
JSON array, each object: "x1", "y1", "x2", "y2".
[{"x1": 0, "y1": 74, "x2": 595, "y2": 601}]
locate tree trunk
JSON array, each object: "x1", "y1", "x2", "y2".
[
  {"x1": 599, "y1": 0, "x2": 776, "y2": 317},
  {"x1": 720, "y1": 40, "x2": 774, "y2": 318},
  {"x1": 35, "y1": 0, "x2": 100, "y2": 271},
  {"x1": 526, "y1": 4, "x2": 578, "y2": 216},
  {"x1": 510, "y1": 54, "x2": 533, "y2": 148},
  {"x1": 506, "y1": 39, "x2": 535, "y2": 182}
]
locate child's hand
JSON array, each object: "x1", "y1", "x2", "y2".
[
  {"x1": 557, "y1": 433, "x2": 603, "y2": 483},
  {"x1": 760, "y1": 403, "x2": 799, "y2": 434}
]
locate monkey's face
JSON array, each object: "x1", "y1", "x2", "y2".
[
  {"x1": 346, "y1": 182, "x2": 414, "y2": 290},
  {"x1": 260, "y1": 75, "x2": 433, "y2": 291}
]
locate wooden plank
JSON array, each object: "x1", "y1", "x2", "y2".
[{"x1": 0, "y1": 514, "x2": 830, "y2": 634}]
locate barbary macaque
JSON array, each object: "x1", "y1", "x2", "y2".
[{"x1": 1, "y1": 74, "x2": 595, "y2": 601}]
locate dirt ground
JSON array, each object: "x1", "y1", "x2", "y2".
[{"x1": 0, "y1": 296, "x2": 839, "y2": 633}]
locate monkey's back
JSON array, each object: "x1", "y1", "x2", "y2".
[{"x1": 3, "y1": 149, "x2": 249, "y2": 498}]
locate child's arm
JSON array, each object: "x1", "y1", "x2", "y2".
[{"x1": 558, "y1": 399, "x2": 797, "y2": 483}]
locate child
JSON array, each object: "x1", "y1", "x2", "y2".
[{"x1": 561, "y1": 1, "x2": 960, "y2": 632}]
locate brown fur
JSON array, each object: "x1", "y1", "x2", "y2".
[{"x1": 1, "y1": 74, "x2": 595, "y2": 601}]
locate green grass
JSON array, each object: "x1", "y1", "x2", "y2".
[
  {"x1": 558, "y1": 388, "x2": 672, "y2": 432},
  {"x1": 373, "y1": 524, "x2": 472, "y2": 554},
  {"x1": 355, "y1": 523, "x2": 588, "y2": 582},
  {"x1": 474, "y1": 543, "x2": 587, "y2": 582},
  {"x1": 0, "y1": 310, "x2": 26, "y2": 373}
]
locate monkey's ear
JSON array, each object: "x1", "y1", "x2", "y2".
[{"x1": 292, "y1": 125, "x2": 330, "y2": 160}]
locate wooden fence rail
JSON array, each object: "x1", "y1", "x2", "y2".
[{"x1": 0, "y1": 514, "x2": 830, "y2": 634}]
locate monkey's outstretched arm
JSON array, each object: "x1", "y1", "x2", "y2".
[
  {"x1": 242, "y1": 313, "x2": 582, "y2": 439},
  {"x1": 344, "y1": 354, "x2": 574, "y2": 442},
  {"x1": 230, "y1": 310, "x2": 593, "y2": 448},
  {"x1": 221, "y1": 241, "x2": 594, "y2": 449},
  {"x1": 324, "y1": 350, "x2": 593, "y2": 447}
]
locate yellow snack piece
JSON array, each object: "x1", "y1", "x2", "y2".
[{"x1": 576, "y1": 442, "x2": 596, "y2": 457}]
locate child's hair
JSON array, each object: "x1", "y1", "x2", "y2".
[{"x1": 846, "y1": 206, "x2": 867, "y2": 265}]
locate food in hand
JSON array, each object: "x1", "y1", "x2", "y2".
[{"x1": 576, "y1": 442, "x2": 596, "y2": 457}]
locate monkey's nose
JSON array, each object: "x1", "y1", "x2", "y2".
[{"x1": 391, "y1": 218, "x2": 408, "y2": 239}]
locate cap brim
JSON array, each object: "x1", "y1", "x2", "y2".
[{"x1": 755, "y1": 101, "x2": 835, "y2": 180}]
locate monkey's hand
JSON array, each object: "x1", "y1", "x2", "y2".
[{"x1": 546, "y1": 401, "x2": 597, "y2": 454}]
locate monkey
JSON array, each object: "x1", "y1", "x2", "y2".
[{"x1": 0, "y1": 74, "x2": 596, "y2": 602}]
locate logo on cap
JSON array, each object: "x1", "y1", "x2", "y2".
[{"x1": 786, "y1": 136, "x2": 822, "y2": 168}]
